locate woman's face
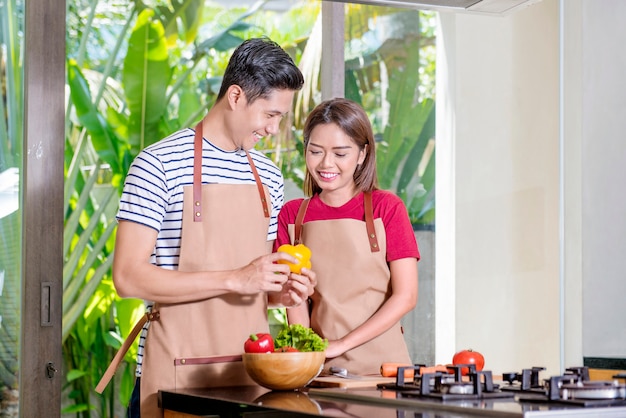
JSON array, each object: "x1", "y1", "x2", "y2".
[{"x1": 305, "y1": 122, "x2": 366, "y2": 201}]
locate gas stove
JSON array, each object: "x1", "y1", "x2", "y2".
[
  {"x1": 308, "y1": 365, "x2": 626, "y2": 417},
  {"x1": 500, "y1": 366, "x2": 626, "y2": 408},
  {"x1": 378, "y1": 364, "x2": 515, "y2": 401}
]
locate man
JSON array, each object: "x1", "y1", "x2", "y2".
[{"x1": 103, "y1": 38, "x2": 313, "y2": 418}]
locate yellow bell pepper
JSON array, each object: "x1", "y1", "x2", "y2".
[{"x1": 276, "y1": 244, "x2": 312, "y2": 274}]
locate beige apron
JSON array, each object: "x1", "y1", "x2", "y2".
[
  {"x1": 139, "y1": 125, "x2": 273, "y2": 418},
  {"x1": 290, "y1": 193, "x2": 411, "y2": 375},
  {"x1": 94, "y1": 124, "x2": 273, "y2": 418}
]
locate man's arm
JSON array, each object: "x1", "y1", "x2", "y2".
[{"x1": 112, "y1": 220, "x2": 299, "y2": 304}]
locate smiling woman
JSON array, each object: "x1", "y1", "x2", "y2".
[{"x1": 275, "y1": 98, "x2": 420, "y2": 376}]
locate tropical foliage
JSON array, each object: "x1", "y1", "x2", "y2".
[
  {"x1": 0, "y1": 0, "x2": 23, "y2": 411},
  {"x1": 63, "y1": 1, "x2": 320, "y2": 415},
  {"x1": 1, "y1": 0, "x2": 436, "y2": 416},
  {"x1": 344, "y1": 6, "x2": 436, "y2": 225}
]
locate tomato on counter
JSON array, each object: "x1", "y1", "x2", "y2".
[
  {"x1": 244, "y1": 333, "x2": 275, "y2": 353},
  {"x1": 452, "y1": 349, "x2": 485, "y2": 376},
  {"x1": 276, "y1": 244, "x2": 312, "y2": 274}
]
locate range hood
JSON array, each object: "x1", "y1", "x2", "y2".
[{"x1": 326, "y1": 0, "x2": 544, "y2": 16}]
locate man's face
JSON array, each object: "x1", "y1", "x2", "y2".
[{"x1": 235, "y1": 89, "x2": 295, "y2": 151}]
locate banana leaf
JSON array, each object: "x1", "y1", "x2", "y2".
[
  {"x1": 123, "y1": 8, "x2": 172, "y2": 154},
  {"x1": 68, "y1": 60, "x2": 123, "y2": 174},
  {"x1": 0, "y1": 212, "x2": 20, "y2": 389}
]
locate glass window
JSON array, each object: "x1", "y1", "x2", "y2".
[
  {"x1": 0, "y1": 0, "x2": 23, "y2": 415},
  {"x1": 342, "y1": 4, "x2": 436, "y2": 227},
  {"x1": 342, "y1": 4, "x2": 437, "y2": 364}
]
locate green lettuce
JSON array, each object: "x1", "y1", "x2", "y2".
[{"x1": 274, "y1": 324, "x2": 329, "y2": 352}]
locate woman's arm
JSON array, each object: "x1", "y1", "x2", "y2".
[{"x1": 286, "y1": 300, "x2": 311, "y2": 327}]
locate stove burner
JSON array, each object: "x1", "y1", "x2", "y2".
[
  {"x1": 560, "y1": 380, "x2": 626, "y2": 400},
  {"x1": 503, "y1": 365, "x2": 626, "y2": 408},
  {"x1": 377, "y1": 364, "x2": 514, "y2": 401},
  {"x1": 501, "y1": 366, "x2": 545, "y2": 392},
  {"x1": 439, "y1": 381, "x2": 475, "y2": 395}
]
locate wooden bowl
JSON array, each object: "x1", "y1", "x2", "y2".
[{"x1": 242, "y1": 351, "x2": 325, "y2": 391}]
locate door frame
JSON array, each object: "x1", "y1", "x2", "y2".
[{"x1": 20, "y1": 0, "x2": 65, "y2": 416}]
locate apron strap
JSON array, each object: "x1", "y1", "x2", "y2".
[
  {"x1": 95, "y1": 311, "x2": 160, "y2": 394},
  {"x1": 173, "y1": 354, "x2": 242, "y2": 366},
  {"x1": 245, "y1": 151, "x2": 270, "y2": 218},
  {"x1": 294, "y1": 198, "x2": 310, "y2": 244},
  {"x1": 192, "y1": 122, "x2": 269, "y2": 221},
  {"x1": 294, "y1": 192, "x2": 380, "y2": 253},
  {"x1": 193, "y1": 122, "x2": 203, "y2": 222},
  {"x1": 364, "y1": 191, "x2": 380, "y2": 253}
]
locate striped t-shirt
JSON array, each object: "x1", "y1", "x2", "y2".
[{"x1": 116, "y1": 127, "x2": 284, "y2": 376}]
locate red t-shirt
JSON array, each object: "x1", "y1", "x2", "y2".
[{"x1": 275, "y1": 190, "x2": 420, "y2": 262}]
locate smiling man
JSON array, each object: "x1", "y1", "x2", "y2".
[{"x1": 101, "y1": 38, "x2": 314, "y2": 418}]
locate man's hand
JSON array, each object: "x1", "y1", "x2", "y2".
[{"x1": 233, "y1": 252, "x2": 298, "y2": 294}]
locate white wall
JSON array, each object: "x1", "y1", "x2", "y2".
[
  {"x1": 437, "y1": 0, "x2": 626, "y2": 375},
  {"x1": 561, "y1": 0, "x2": 584, "y2": 371},
  {"x1": 577, "y1": 0, "x2": 626, "y2": 360},
  {"x1": 437, "y1": 0, "x2": 562, "y2": 375}
]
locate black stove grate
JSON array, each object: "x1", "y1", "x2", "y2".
[
  {"x1": 501, "y1": 366, "x2": 626, "y2": 408},
  {"x1": 377, "y1": 364, "x2": 515, "y2": 401},
  {"x1": 377, "y1": 364, "x2": 626, "y2": 408}
]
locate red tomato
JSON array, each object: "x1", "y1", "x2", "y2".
[
  {"x1": 275, "y1": 346, "x2": 299, "y2": 352},
  {"x1": 452, "y1": 349, "x2": 485, "y2": 376}
]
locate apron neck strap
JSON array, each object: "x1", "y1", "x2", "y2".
[
  {"x1": 193, "y1": 123, "x2": 203, "y2": 222},
  {"x1": 294, "y1": 192, "x2": 380, "y2": 253},
  {"x1": 245, "y1": 151, "x2": 270, "y2": 218},
  {"x1": 294, "y1": 198, "x2": 310, "y2": 244},
  {"x1": 363, "y1": 191, "x2": 380, "y2": 252},
  {"x1": 193, "y1": 122, "x2": 270, "y2": 222}
]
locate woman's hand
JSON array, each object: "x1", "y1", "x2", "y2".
[
  {"x1": 270, "y1": 267, "x2": 316, "y2": 308},
  {"x1": 321, "y1": 339, "x2": 349, "y2": 359}
]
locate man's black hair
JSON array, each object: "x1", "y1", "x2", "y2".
[{"x1": 217, "y1": 37, "x2": 304, "y2": 104}]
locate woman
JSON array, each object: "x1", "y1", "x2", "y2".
[{"x1": 275, "y1": 98, "x2": 420, "y2": 375}]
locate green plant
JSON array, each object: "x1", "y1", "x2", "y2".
[
  {"x1": 62, "y1": 0, "x2": 210, "y2": 414},
  {"x1": 0, "y1": 212, "x2": 20, "y2": 392},
  {"x1": 0, "y1": 0, "x2": 23, "y2": 399},
  {"x1": 61, "y1": 128, "x2": 144, "y2": 415},
  {"x1": 279, "y1": 6, "x2": 437, "y2": 226},
  {"x1": 375, "y1": 36, "x2": 436, "y2": 226},
  {"x1": 345, "y1": 8, "x2": 436, "y2": 226}
]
